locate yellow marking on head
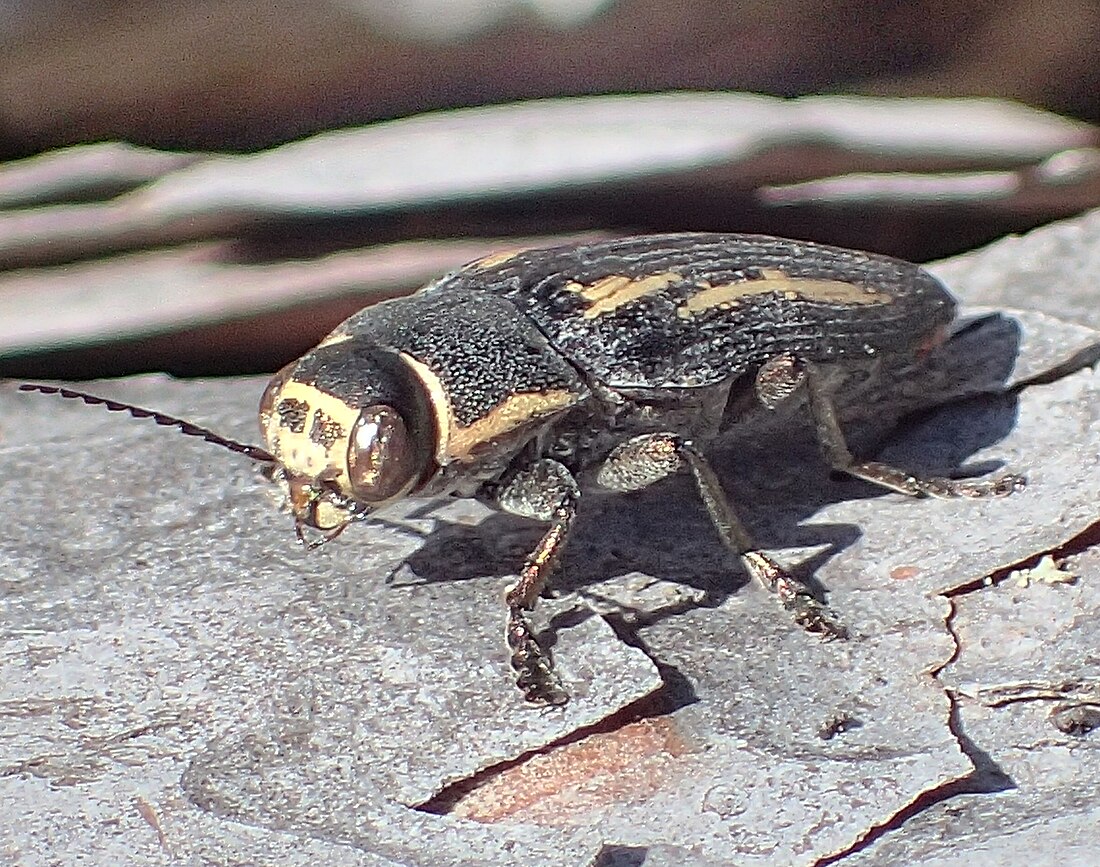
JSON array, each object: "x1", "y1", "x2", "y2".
[
  {"x1": 448, "y1": 390, "x2": 578, "y2": 461},
  {"x1": 469, "y1": 249, "x2": 522, "y2": 270},
  {"x1": 565, "y1": 271, "x2": 682, "y2": 319},
  {"x1": 260, "y1": 380, "x2": 361, "y2": 495},
  {"x1": 676, "y1": 271, "x2": 892, "y2": 318}
]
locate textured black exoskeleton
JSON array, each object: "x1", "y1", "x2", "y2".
[{"x1": 23, "y1": 233, "x2": 1026, "y2": 705}]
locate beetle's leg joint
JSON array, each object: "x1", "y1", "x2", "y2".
[
  {"x1": 754, "y1": 352, "x2": 807, "y2": 410},
  {"x1": 598, "y1": 431, "x2": 846, "y2": 639},
  {"x1": 678, "y1": 441, "x2": 848, "y2": 639},
  {"x1": 596, "y1": 433, "x2": 685, "y2": 492}
]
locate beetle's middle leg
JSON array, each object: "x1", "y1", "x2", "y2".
[
  {"x1": 496, "y1": 459, "x2": 580, "y2": 706},
  {"x1": 597, "y1": 433, "x2": 847, "y2": 638},
  {"x1": 755, "y1": 353, "x2": 1027, "y2": 499}
]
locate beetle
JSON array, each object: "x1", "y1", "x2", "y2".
[{"x1": 23, "y1": 233, "x2": 1025, "y2": 705}]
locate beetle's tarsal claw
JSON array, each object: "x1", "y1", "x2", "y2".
[
  {"x1": 845, "y1": 462, "x2": 1029, "y2": 500},
  {"x1": 507, "y1": 608, "x2": 569, "y2": 706},
  {"x1": 955, "y1": 472, "x2": 1028, "y2": 499},
  {"x1": 790, "y1": 599, "x2": 849, "y2": 641},
  {"x1": 742, "y1": 551, "x2": 848, "y2": 640}
]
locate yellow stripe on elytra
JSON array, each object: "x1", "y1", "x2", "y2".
[
  {"x1": 676, "y1": 269, "x2": 892, "y2": 318},
  {"x1": 315, "y1": 331, "x2": 355, "y2": 349},
  {"x1": 566, "y1": 271, "x2": 682, "y2": 319},
  {"x1": 468, "y1": 249, "x2": 523, "y2": 270}
]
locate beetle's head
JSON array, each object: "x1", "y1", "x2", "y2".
[{"x1": 259, "y1": 340, "x2": 437, "y2": 546}]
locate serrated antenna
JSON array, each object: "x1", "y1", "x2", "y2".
[{"x1": 19, "y1": 383, "x2": 275, "y2": 463}]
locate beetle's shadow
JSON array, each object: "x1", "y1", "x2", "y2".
[{"x1": 390, "y1": 313, "x2": 1024, "y2": 631}]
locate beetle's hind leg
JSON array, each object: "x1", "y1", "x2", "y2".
[
  {"x1": 597, "y1": 433, "x2": 847, "y2": 639},
  {"x1": 496, "y1": 459, "x2": 580, "y2": 706},
  {"x1": 789, "y1": 357, "x2": 1027, "y2": 499}
]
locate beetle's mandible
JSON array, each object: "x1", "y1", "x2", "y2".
[{"x1": 23, "y1": 233, "x2": 1026, "y2": 705}]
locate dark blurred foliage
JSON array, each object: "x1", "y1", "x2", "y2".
[
  {"x1": 1, "y1": 0, "x2": 1097, "y2": 158},
  {"x1": 1, "y1": 0, "x2": 1098, "y2": 379}
]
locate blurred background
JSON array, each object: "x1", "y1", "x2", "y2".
[{"x1": 2, "y1": 0, "x2": 1098, "y2": 379}]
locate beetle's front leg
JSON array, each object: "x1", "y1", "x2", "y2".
[
  {"x1": 496, "y1": 459, "x2": 580, "y2": 706},
  {"x1": 597, "y1": 433, "x2": 847, "y2": 639}
]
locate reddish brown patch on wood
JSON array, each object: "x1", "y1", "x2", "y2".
[{"x1": 451, "y1": 717, "x2": 691, "y2": 824}]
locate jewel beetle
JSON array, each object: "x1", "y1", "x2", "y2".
[{"x1": 23, "y1": 232, "x2": 1026, "y2": 705}]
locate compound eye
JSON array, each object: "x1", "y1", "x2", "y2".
[
  {"x1": 347, "y1": 405, "x2": 418, "y2": 503},
  {"x1": 259, "y1": 360, "x2": 297, "y2": 428}
]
